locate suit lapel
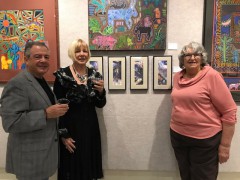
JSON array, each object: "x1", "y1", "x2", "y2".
[{"x1": 23, "y1": 70, "x2": 54, "y2": 106}]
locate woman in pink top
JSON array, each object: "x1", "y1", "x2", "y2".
[{"x1": 170, "y1": 42, "x2": 237, "y2": 180}]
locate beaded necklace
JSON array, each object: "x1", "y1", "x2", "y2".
[{"x1": 72, "y1": 65, "x2": 88, "y2": 83}]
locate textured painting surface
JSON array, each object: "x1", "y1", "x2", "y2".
[
  {"x1": 88, "y1": 0, "x2": 167, "y2": 50},
  {"x1": 0, "y1": 10, "x2": 45, "y2": 70},
  {"x1": 212, "y1": 0, "x2": 240, "y2": 96}
]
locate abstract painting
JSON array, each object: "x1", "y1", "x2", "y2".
[
  {"x1": 108, "y1": 56, "x2": 126, "y2": 90},
  {"x1": 153, "y1": 56, "x2": 172, "y2": 90},
  {"x1": 0, "y1": 0, "x2": 59, "y2": 82},
  {"x1": 0, "y1": 10, "x2": 45, "y2": 71},
  {"x1": 130, "y1": 56, "x2": 148, "y2": 89}
]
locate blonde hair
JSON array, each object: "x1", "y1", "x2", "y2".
[{"x1": 68, "y1": 39, "x2": 91, "y2": 61}]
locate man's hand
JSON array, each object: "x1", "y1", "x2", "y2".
[{"x1": 45, "y1": 104, "x2": 69, "y2": 119}]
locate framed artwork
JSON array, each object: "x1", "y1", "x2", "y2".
[
  {"x1": 203, "y1": 0, "x2": 240, "y2": 101},
  {"x1": 130, "y1": 56, "x2": 148, "y2": 90},
  {"x1": 87, "y1": 56, "x2": 104, "y2": 76},
  {"x1": 108, "y1": 56, "x2": 126, "y2": 90},
  {"x1": 88, "y1": 0, "x2": 167, "y2": 50},
  {"x1": 153, "y1": 56, "x2": 172, "y2": 90},
  {"x1": 0, "y1": 0, "x2": 59, "y2": 83}
]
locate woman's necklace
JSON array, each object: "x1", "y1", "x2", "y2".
[{"x1": 72, "y1": 65, "x2": 88, "y2": 83}]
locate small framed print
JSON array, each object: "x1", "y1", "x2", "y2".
[
  {"x1": 108, "y1": 57, "x2": 126, "y2": 90},
  {"x1": 153, "y1": 56, "x2": 172, "y2": 90},
  {"x1": 87, "y1": 56, "x2": 103, "y2": 76},
  {"x1": 130, "y1": 56, "x2": 148, "y2": 90}
]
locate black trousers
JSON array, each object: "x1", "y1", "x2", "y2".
[{"x1": 170, "y1": 129, "x2": 221, "y2": 180}]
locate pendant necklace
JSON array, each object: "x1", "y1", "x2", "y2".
[{"x1": 72, "y1": 65, "x2": 88, "y2": 83}]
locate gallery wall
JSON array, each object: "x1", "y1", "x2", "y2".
[{"x1": 0, "y1": 0, "x2": 240, "y2": 172}]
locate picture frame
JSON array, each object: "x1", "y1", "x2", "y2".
[
  {"x1": 153, "y1": 56, "x2": 172, "y2": 90},
  {"x1": 0, "y1": 0, "x2": 59, "y2": 83},
  {"x1": 108, "y1": 56, "x2": 126, "y2": 90},
  {"x1": 130, "y1": 56, "x2": 148, "y2": 90},
  {"x1": 87, "y1": 56, "x2": 103, "y2": 77},
  {"x1": 203, "y1": 0, "x2": 240, "y2": 101}
]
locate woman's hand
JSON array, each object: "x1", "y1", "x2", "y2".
[
  {"x1": 218, "y1": 144, "x2": 230, "y2": 164},
  {"x1": 62, "y1": 137, "x2": 76, "y2": 153},
  {"x1": 218, "y1": 122, "x2": 235, "y2": 164},
  {"x1": 93, "y1": 79, "x2": 104, "y2": 94}
]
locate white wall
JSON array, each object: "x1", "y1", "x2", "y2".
[{"x1": 0, "y1": 0, "x2": 240, "y2": 172}]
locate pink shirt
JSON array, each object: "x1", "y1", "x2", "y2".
[{"x1": 170, "y1": 66, "x2": 237, "y2": 139}]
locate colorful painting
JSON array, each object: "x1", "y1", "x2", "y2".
[
  {"x1": 205, "y1": 0, "x2": 240, "y2": 101},
  {"x1": 153, "y1": 56, "x2": 172, "y2": 90},
  {"x1": 0, "y1": 0, "x2": 59, "y2": 83},
  {"x1": 108, "y1": 57, "x2": 126, "y2": 90},
  {"x1": 130, "y1": 56, "x2": 148, "y2": 89},
  {"x1": 88, "y1": 0, "x2": 167, "y2": 50},
  {"x1": 0, "y1": 10, "x2": 45, "y2": 70}
]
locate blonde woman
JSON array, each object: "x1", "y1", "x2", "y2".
[{"x1": 53, "y1": 39, "x2": 106, "y2": 180}]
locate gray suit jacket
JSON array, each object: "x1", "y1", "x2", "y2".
[{"x1": 0, "y1": 70, "x2": 58, "y2": 179}]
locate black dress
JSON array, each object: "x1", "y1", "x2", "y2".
[{"x1": 53, "y1": 66, "x2": 106, "y2": 180}]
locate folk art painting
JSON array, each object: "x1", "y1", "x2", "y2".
[
  {"x1": 0, "y1": 0, "x2": 59, "y2": 83},
  {"x1": 203, "y1": 0, "x2": 240, "y2": 101},
  {"x1": 0, "y1": 10, "x2": 45, "y2": 71},
  {"x1": 88, "y1": 0, "x2": 167, "y2": 50},
  {"x1": 206, "y1": 0, "x2": 240, "y2": 101}
]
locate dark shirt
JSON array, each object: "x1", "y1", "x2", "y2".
[{"x1": 35, "y1": 77, "x2": 55, "y2": 105}]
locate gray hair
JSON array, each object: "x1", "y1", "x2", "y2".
[
  {"x1": 24, "y1": 41, "x2": 49, "y2": 59},
  {"x1": 68, "y1": 39, "x2": 91, "y2": 61},
  {"x1": 178, "y1": 41, "x2": 208, "y2": 69}
]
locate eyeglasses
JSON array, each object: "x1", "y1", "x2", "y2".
[{"x1": 183, "y1": 53, "x2": 202, "y2": 59}]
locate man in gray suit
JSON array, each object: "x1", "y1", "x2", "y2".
[{"x1": 0, "y1": 41, "x2": 69, "y2": 180}]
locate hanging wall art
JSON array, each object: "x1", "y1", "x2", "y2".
[
  {"x1": 130, "y1": 56, "x2": 148, "y2": 90},
  {"x1": 204, "y1": 0, "x2": 240, "y2": 101},
  {"x1": 0, "y1": 0, "x2": 59, "y2": 83},
  {"x1": 88, "y1": 0, "x2": 167, "y2": 50},
  {"x1": 153, "y1": 56, "x2": 172, "y2": 90},
  {"x1": 87, "y1": 56, "x2": 104, "y2": 77},
  {"x1": 108, "y1": 56, "x2": 126, "y2": 90}
]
